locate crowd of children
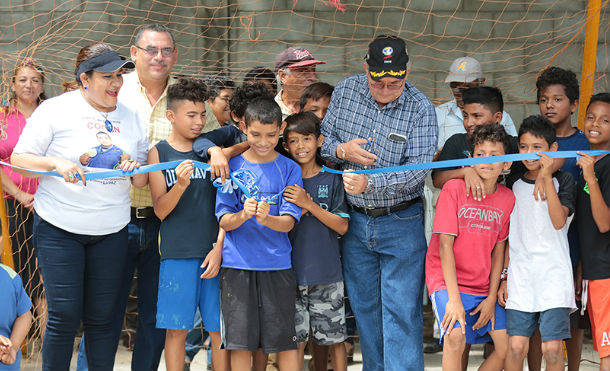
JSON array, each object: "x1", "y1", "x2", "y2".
[
  {"x1": 2, "y1": 62, "x2": 610, "y2": 371},
  {"x1": 426, "y1": 66, "x2": 610, "y2": 371}
]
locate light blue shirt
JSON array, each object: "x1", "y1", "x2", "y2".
[{"x1": 435, "y1": 99, "x2": 517, "y2": 150}]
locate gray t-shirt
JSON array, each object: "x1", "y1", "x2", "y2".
[{"x1": 289, "y1": 171, "x2": 349, "y2": 286}]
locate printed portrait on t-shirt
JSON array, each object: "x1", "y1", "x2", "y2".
[{"x1": 79, "y1": 131, "x2": 130, "y2": 170}]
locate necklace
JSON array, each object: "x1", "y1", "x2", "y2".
[{"x1": 101, "y1": 111, "x2": 113, "y2": 133}]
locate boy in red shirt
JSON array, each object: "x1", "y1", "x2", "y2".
[{"x1": 426, "y1": 123, "x2": 515, "y2": 371}]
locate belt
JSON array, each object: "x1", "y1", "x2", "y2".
[
  {"x1": 352, "y1": 198, "x2": 420, "y2": 218},
  {"x1": 131, "y1": 207, "x2": 155, "y2": 219}
]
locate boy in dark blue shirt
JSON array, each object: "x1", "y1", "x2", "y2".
[
  {"x1": 148, "y1": 78, "x2": 228, "y2": 371},
  {"x1": 215, "y1": 97, "x2": 302, "y2": 371},
  {"x1": 531, "y1": 67, "x2": 589, "y2": 371}
]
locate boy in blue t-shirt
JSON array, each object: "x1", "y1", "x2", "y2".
[
  {"x1": 0, "y1": 263, "x2": 32, "y2": 371},
  {"x1": 215, "y1": 97, "x2": 303, "y2": 371},
  {"x1": 148, "y1": 78, "x2": 228, "y2": 371}
]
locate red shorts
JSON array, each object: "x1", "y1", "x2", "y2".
[{"x1": 587, "y1": 278, "x2": 610, "y2": 359}]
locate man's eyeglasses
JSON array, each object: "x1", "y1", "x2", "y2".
[
  {"x1": 134, "y1": 45, "x2": 175, "y2": 57},
  {"x1": 368, "y1": 80, "x2": 404, "y2": 90},
  {"x1": 284, "y1": 66, "x2": 317, "y2": 76}
]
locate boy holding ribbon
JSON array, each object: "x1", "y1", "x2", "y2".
[
  {"x1": 147, "y1": 77, "x2": 228, "y2": 371},
  {"x1": 426, "y1": 123, "x2": 514, "y2": 371}
]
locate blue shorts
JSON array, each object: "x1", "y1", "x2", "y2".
[
  {"x1": 157, "y1": 258, "x2": 221, "y2": 331},
  {"x1": 431, "y1": 290, "x2": 507, "y2": 345},
  {"x1": 506, "y1": 308, "x2": 571, "y2": 342}
]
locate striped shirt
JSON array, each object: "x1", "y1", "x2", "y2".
[
  {"x1": 320, "y1": 74, "x2": 438, "y2": 208},
  {"x1": 118, "y1": 71, "x2": 176, "y2": 208}
]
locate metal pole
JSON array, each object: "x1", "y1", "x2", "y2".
[{"x1": 577, "y1": 0, "x2": 602, "y2": 129}]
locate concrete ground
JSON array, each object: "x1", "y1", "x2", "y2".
[{"x1": 21, "y1": 338, "x2": 602, "y2": 370}]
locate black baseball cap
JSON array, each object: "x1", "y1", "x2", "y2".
[
  {"x1": 365, "y1": 35, "x2": 409, "y2": 81},
  {"x1": 75, "y1": 50, "x2": 135, "y2": 83}
]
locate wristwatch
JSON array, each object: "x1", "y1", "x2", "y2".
[{"x1": 364, "y1": 175, "x2": 374, "y2": 193}]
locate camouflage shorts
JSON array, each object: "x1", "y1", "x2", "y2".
[{"x1": 295, "y1": 281, "x2": 347, "y2": 345}]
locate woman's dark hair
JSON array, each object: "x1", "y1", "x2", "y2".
[
  {"x1": 536, "y1": 66, "x2": 579, "y2": 104},
  {"x1": 204, "y1": 75, "x2": 235, "y2": 100},
  {"x1": 244, "y1": 67, "x2": 277, "y2": 95},
  {"x1": 10, "y1": 58, "x2": 47, "y2": 106},
  {"x1": 283, "y1": 111, "x2": 324, "y2": 166},
  {"x1": 73, "y1": 42, "x2": 114, "y2": 86}
]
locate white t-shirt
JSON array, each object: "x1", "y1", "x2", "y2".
[
  {"x1": 14, "y1": 90, "x2": 148, "y2": 235},
  {"x1": 506, "y1": 174, "x2": 576, "y2": 313}
]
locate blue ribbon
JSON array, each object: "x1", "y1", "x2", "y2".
[
  {"x1": 0, "y1": 159, "x2": 195, "y2": 180},
  {"x1": 2, "y1": 150, "x2": 606, "y2": 192},
  {"x1": 321, "y1": 150, "x2": 608, "y2": 174}
]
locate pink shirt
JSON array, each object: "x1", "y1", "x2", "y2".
[
  {"x1": 0, "y1": 108, "x2": 38, "y2": 197},
  {"x1": 425, "y1": 179, "x2": 514, "y2": 296}
]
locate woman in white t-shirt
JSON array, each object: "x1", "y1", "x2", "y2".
[{"x1": 11, "y1": 42, "x2": 148, "y2": 371}]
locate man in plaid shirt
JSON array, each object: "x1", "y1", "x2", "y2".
[{"x1": 320, "y1": 35, "x2": 438, "y2": 371}]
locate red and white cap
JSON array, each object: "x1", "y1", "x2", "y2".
[{"x1": 274, "y1": 47, "x2": 326, "y2": 72}]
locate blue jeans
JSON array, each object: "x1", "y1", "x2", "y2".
[
  {"x1": 33, "y1": 213, "x2": 128, "y2": 371},
  {"x1": 185, "y1": 310, "x2": 208, "y2": 362},
  {"x1": 342, "y1": 201, "x2": 426, "y2": 371},
  {"x1": 77, "y1": 215, "x2": 165, "y2": 371}
]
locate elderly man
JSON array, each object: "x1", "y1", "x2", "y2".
[
  {"x1": 436, "y1": 56, "x2": 516, "y2": 149},
  {"x1": 320, "y1": 35, "x2": 437, "y2": 371},
  {"x1": 274, "y1": 46, "x2": 325, "y2": 118}
]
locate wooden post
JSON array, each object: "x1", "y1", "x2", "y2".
[
  {"x1": 0, "y1": 182, "x2": 14, "y2": 269},
  {"x1": 577, "y1": 0, "x2": 602, "y2": 129}
]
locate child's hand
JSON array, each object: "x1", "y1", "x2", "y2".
[
  {"x1": 498, "y1": 280, "x2": 508, "y2": 307},
  {"x1": 242, "y1": 197, "x2": 258, "y2": 219},
  {"x1": 175, "y1": 160, "x2": 194, "y2": 188},
  {"x1": 538, "y1": 152, "x2": 554, "y2": 179},
  {"x1": 470, "y1": 297, "x2": 496, "y2": 331},
  {"x1": 255, "y1": 200, "x2": 270, "y2": 223},
  {"x1": 208, "y1": 146, "x2": 230, "y2": 184},
  {"x1": 574, "y1": 270, "x2": 583, "y2": 301},
  {"x1": 441, "y1": 298, "x2": 466, "y2": 336},
  {"x1": 283, "y1": 185, "x2": 313, "y2": 210},
  {"x1": 0, "y1": 335, "x2": 10, "y2": 354},
  {"x1": 577, "y1": 152, "x2": 597, "y2": 184},
  {"x1": 533, "y1": 174, "x2": 547, "y2": 201},
  {"x1": 0, "y1": 336, "x2": 15, "y2": 365},
  {"x1": 201, "y1": 244, "x2": 222, "y2": 279},
  {"x1": 464, "y1": 167, "x2": 485, "y2": 201}
]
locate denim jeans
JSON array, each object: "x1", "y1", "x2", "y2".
[
  {"x1": 33, "y1": 213, "x2": 128, "y2": 371},
  {"x1": 77, "y1": 215, "x2": 165, "y2": 371},
  {"x1": 185, "y1": 310, "x2": 208, "y2": 362},
  {"x1": 342, "y1": 201, "x2": 426, "y2": 371}
]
